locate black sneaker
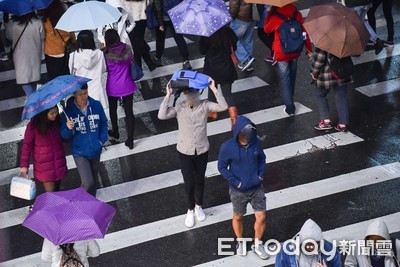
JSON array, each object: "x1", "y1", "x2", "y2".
[
  {"x1": 182, "y1": 60, "x2": 192, "y2": 70},
  {"x1": 154, "y1": 57, "x2": 163, "y2": 67},
  {"x1": 314, "y1": 120, "x2": 333, "y2": 130},
  {"x1": 374, "y1": 39, "x2": 385, "y2": 55},
  {"x1": 335, "y1": 124, "x2": 347, "y2": 132},
  {"x1": 108, "y1": 130, "x2": 119, "y2": 140},
  {"x1": 238, "y1": 57, "x2": 254, "y2": 72}
]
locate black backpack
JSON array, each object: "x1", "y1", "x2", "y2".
[
  {"x1": 59, "y1": 243, "x2": 84, "y2": 267},
  {"x1": 275, "y1": 10, "x2": 305, "y2": 54},
  {"x1": 327, "y1": 54, "x2": 354, "y2": 79}
]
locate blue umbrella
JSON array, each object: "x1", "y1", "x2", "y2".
[
  {"x1": 168, "y1": 0, "x2": 232, "y2": 37},
  {"x1": 21, "y1": 75, "x2": 91, "y2": 121},
  {"x1": 0, "y1": 0, "x2": 53, "y2": 16}
]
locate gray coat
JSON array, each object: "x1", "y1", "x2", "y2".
[{"x1": 6, "y1": 18, "x2": 44, "y2": 84}]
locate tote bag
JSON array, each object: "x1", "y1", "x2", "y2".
[{"x1": 10, "y1": 175, "x2": 36, "y2": 200}]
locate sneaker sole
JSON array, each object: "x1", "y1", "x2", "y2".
[
  {"x1": 251, "y1": 245, "x2": 269, "y2": 260},
  {"x1": 314, "y1": 126, "x2": 333, "y2": 131},
  {"x1": 241, "y1": 57, "x2": 255, "y2": 72}
]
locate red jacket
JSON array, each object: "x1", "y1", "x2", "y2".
[
  {"x1": 20, "y1": 120, "x2": 67, "y2": 182},
  {"x1": 264, "y1": 4, "x2": 312, "y2": 62}
]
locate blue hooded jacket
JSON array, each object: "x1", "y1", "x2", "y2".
[
  {"x1": 60, "y1": 96, "x2": 108, "y2": 159},
  {"x1": 218, "y1": 116, "x2": 266, "y2": 192}
]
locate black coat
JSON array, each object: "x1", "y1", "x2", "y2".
[{"x1": 199, "y1": 27, "x2": 238, "y2": 84}]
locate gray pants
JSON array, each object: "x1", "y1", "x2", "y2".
[{"x1": 73, "y1": 156, "x2": 100, "y2": 196}]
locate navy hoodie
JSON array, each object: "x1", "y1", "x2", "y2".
[
  {"x1": 60, "y1": 96, "x2": 108, "y2": 159},
  {"x1": 218, "y1": 116, "x2": 266, "y2": 192}
]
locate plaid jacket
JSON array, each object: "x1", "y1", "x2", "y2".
[{"x1": 310, "y1": 47, "x2": 352, "y2": 89}]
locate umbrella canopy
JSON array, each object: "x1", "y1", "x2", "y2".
[
  {"x1": 21, "y1": 75, "x2": 91, "y2": 121},
  {"x1": 22, "y1": 188, "x2": 116, "y2": 245},
  {"x1": 168, "y1": 0, "x2": 232, "y2": 37},
  {"x1": 55, "y1": 1, "x2": 121, "y2": 31},
  {"x1": 244, "y1": 0, "x2": 296, "y2": 7},
  {"x1": 303, "y1": 3, "x2": 370, "y2": 58},
  {"x1": 0, "y1": 0, "x2": 53, "y2": 16}
]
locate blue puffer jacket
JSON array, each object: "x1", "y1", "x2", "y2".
[
  {"x1": 60, "y1": 96, "x2": 108, "y2": 159},
  {"x1": 218, "y1": 116, "x2": 266, "y2": 192}
]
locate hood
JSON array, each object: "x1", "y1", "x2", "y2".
[
  {"x1": 106, "y1": 42, "x2": 131, "y2": 61},
  {"x1": 365, "y1": 218, "x2": 390, "y2": 240},
  {"x1": 106, "y1": 0, "x2": 129, "y2": 13},
  {"x1": 232, "y1": 116, "x2": 257, "y2": 145},
  {"x1": 76, "y1": 49, "x2": 103, "y2": 69},
  {"x1": 299, "y1": 219, "x2": 324, "y2": 243}
]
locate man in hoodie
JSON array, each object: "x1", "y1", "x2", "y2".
[
  {"x1": 60, "y1": 83, "x2": 108, "y2": 196},
  {"x1": 344, "y1": 218, "x2": 400, "y2": 267},
  {"x1": 218, "y1": 116, "x2": 268, "y2": 259},
  {"x1": 276, "y1": 219, "x2": 341, "y2": 267}
]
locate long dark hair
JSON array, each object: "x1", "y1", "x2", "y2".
[
  {"x1": 42, "y1": 0, "x2": 67, "y2": 28},
  {"x1": 76, "y1": 30, "x2": 96, "y2": 51},
  {"x1": 201, "y1": 26, "x2": 230, "y2": 49},
  {"x1": 32, "y1": 106, "x2": 60, "y2": 136},
  {"x1": 104, "y1": 29, "x2": 120, "y2": 53},
  {"x1": 11, "y1": 12, "x2": 38, "y2": 26}
]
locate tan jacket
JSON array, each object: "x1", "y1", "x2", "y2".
[
  {"x1": 43, "y1": 19, "x2": 72, "y2": 56},
  {"x1": 158, "y1": 92, "x2": 228, "y2": 155}
]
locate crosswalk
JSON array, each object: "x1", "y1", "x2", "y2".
[{"x1": 0, "y1": 6, "x2": 399, "y2": 266}]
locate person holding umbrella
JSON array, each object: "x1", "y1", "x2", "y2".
[
  {"x1": 158, "y1": 72, "x2": 228, "y2": 228},
  {"x1": 60, "y1": 83, "x2": 108, "y2": 196},
  {"x1": 20, "y1": 106, "x2": 68, "y2": 193}
]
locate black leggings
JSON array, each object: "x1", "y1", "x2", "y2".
[
  {"x1": 108, "y1": 93, "x2": 135, "y2": 141},
  {"x1": 45, "y1": 54, "x2": 70, "y2": 80},
  {"x1": 155, "y1": 20, "x2": 189, "y2": 61},
  {"x1": 128, "y1": 20, "x2": 152, "y2": 68},
  {"x1": 367, "y1": 0, "x2": 394, "y2": 41},
  {"x1": 178, "y1": 151, "x2": 208, "y2": 210}
]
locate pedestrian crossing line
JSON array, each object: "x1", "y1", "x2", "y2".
[
  {"x1": 194, "y1": 211, "x2": 400, "y2": 267},
  {"x1": 0, "y1": 130, "x2": 363, "y2": 229},
  {"x1": 0, "y1": 37, "x2": 192, "y2": 83},
  {"x1": 0, "y1": 102, "x2": 312, "y2": 186},
  {"x1": 1, "y1": 163, "x2": 399, "y2": 267},
  {"x1": 356, "y1": 77, "x2": 400, "y2": 97}
]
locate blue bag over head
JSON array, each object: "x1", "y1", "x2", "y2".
[{"x1": 169, "y1": 70, "x2": 210, "y2": 106}]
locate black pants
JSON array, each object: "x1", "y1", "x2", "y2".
[
  {"x1": 108, "y1": 93, "x2": 135, "y2": 141},
  {"x1": 45, "y1": 54, "x2": 70, "y2": 80},
  {"x1": 128, "y1": 20, "x2": 152, "y2": 68},
  {"x1": 155, "y1": 20, "x2": 189, "y2": 61},
  {"x1": 208, "y1": 82, "x2": 235, "y2": 107},
  {"x1": 367, "y1": 0, "x2": 394, "y2": 41},
  {"x1": 178, "y1": 151, "x2": 208, "y2": 210},
  {"x1": 257, "y1": 28, "x2": 274, "y2": 55}
]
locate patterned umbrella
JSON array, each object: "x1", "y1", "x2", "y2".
[
  {"x1": 168, "y1": 0, "x2": 232, "y2": 37},
  {"x1": 21, "y1": 75, "x2": 90, "y2": 121},
  {"x1": 22, "y1": 188, "x2": 116, "y2": 245}
]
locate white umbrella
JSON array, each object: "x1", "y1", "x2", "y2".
[{"x1": 55, "y1": 0, "x2": 122, "y2": 32}]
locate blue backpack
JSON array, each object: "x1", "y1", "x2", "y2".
[
  {"x1": 170, "y1": 70, "x2": 210, "y2": 106},
  {"x1": 275, "y1": 10, "x2": 305, "y2": 54}
]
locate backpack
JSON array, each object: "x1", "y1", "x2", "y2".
[
  {"x1": 327, "y1": 54, "x2": 354, "y2": 79},
  {"x1": 59, "y1": 243, "x2": 84, "y2": 267},
  {"x1": 275, "y1": 10, "x2": 305, "y2": 54}
]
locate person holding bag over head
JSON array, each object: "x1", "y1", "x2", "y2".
[
  {"x1": 104, "y1": 29, "x2": 138, "y2": 150},
  {"x1": 158, "y1": 73, "x2": 228, "y2": 228},
  {"x1": 20, "y1": 106, "x2": 68, "y2": 193}
]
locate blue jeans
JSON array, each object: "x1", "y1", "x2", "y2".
[
  {"x1": 21, "y1": 82, "x2": 37, "y2": 97},
  {"x1": 230, "y1": 19, "x2": 256, "y2": 64},
  {"x1": 314, "y1": 84, "x2": 349, "y2": 125},
  {"x1": 276, "y1": 60, "x2": 298, "y2": 112},
  {"x1": 354, "y1": 6, "x2": 377, "y2": 42}
]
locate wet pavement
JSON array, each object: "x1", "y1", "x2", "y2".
[{"x1": 0, "y1": 1, "x2": 400, "y2": 266}]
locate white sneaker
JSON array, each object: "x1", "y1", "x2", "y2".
[
  {"x1": 251, "y1": 242, "x2": 270, "y2": 260},
  {"x1": 185, "y1": 209, "x2": 195, "y2": 228},
  {"x1": 236, "y1": 241, "x2": 247, "y2": 256},
  {"x1": 195, "y1": 205, "x2": 206, "y2": 221}
]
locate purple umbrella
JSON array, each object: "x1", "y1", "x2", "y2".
[
  {"x1": 168, "y1": 0, "x2": 232, "y2": 37},
  {"x1": 22, "y1": 188, "x2": 116, "y2": 245}
]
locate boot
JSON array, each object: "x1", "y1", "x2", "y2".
[
  {"x1": 228, "y1": 106, "x2": 238, "y2": 129},
  {"x1": 208, "y1": 112, "x2": 218, "y2": 119},
  {"x1": 143, "y1": 52, "x2": 156, "y2": 71},
  {"x1": 124, "y1": 116, "x2": 135, "y2": 149}
]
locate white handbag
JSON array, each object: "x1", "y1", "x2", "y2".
[{"x1": 10, "y1": 175, "x2": 36, "y2": 200}]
